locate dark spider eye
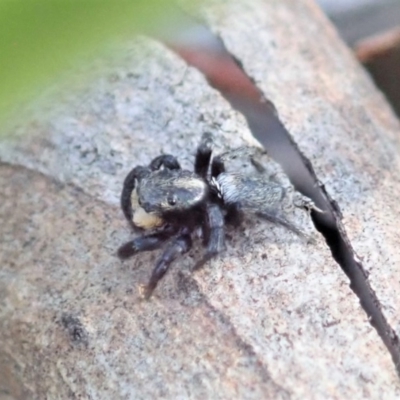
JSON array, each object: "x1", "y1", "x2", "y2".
[{"x1": 167, "y1": 195, "x2": 177, "y2": 206}]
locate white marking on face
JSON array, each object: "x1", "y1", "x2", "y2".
[
  {"x1": 210, "y1": 177, "x2": 223, "y2": 199},
  {"x1": 133, "y1": 207, "x2": 164, "y2": 229},
  {"x1": 130, "y1": 190, "x2": 139, "y2": 208}
]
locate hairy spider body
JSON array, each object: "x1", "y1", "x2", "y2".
[
  {"x1": 215, "y1": 173, "x2": 284, "y2": 210},
  {"x1": 118, "y1": 134, "x2": 319, "y2": 298}
]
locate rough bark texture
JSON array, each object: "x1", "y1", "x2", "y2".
[{"x1": 1, "y1": 1, "x2": 400, "y2": 399}]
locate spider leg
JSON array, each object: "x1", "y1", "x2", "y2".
[
  {"x1": 117, "y1": 225, "x2": 177, "y2": 259},
  {"x1": 250, "y1": 157, "x2": 267, "y2": 174},
  {"x1": 195, "y1": 132, "x2": 213, "y2": 178},
  {"x1": 256, "y1": 210, "x2": 308, "y2": 239},
  {"x1": 194, "y1": 203, "x2": 225, "y2": 270},
  {"x1": 121, "y1": 166, "x2": 150, "y2": 227},
  {"x1": 249, "y1": 154, "x2": 290, "y2": 185},
  {"x1": 144, "y1": 232, "x2": 192, "y2": 299},
  {"x1": 292, "y1": 191, "x2": 324, "y2": 214},
  {"x1": 211, "y1": 154, "x2": 225, "y2": 178},
  {"x1": 225, "y1": 203, "x2": 244, "y2": 227},
  {"x1": 212, "y1": 146, "x2": 266, "y2": 178},
  {"x1": 149, "y1": 154, "x2": 180, "y2": 171}
]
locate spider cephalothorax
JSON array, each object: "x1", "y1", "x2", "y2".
[
  {"x1": 138, "y1": 169, "x2": 209, "y2": 220},
  {"x1": 118, "y1": 133, "x2": 320, "y2": 298}
]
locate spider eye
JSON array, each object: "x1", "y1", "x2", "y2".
[{"x1": 167, "y1": 194, "x2": 177, "y2": 206}]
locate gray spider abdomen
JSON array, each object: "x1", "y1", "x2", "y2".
[{"x1": 216, "y1": 173, "x2": 285, "y2": 210}]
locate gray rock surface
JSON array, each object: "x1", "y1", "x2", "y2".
[{"x1": 1, "y1": 1, "x2": 400, "y2": 397}]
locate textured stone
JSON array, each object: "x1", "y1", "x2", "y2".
[{"x1": 1, "y1": 4, "x2": 399, "y2": 397}]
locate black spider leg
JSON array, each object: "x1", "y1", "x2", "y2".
[
  {"x1": 195, "y1": 132, "x2": 213, "y2": 178},
  {"x1": 121, "y1": 166, "x2": 150, "y2": 228},
  {"x1": 121, "y1": 156, "x2": 180, "y2": 229},
  {"x1": 194, "y1": 203, "x2": 225, "y2": 271},
  {"x1": 149, "y1": 154, "x2": 181, "y2": 171},
  {"x1": 117, "y1": 225, "x2": 178, "y2": 259},
  {"x1": 144, "y1": 231, "x2": 192, "y2": 299},
  {"x1": 224, "y1": 203, "x2": 244, "y2": 227}
]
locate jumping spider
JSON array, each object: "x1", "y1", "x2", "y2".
[{"x1": 118, "y1": 133, "x2": 321, "y2": 298}]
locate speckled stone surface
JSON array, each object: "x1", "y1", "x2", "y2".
[{"x1": 0, "y1": 24, "x2": 399, "y2": 400}]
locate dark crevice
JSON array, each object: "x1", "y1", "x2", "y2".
[
  {"x1": 162, "y1": 21, "x2": 400, "y2": 375},
  {"x1": 315, "y1": 184, "x2": 400, "y2": 371}
]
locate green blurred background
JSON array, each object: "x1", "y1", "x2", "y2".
[{"x1": 0, "y1": 1, "x2": 187, "y2": 125}]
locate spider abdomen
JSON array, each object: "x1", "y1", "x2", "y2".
[{"x1": 216, "y1": 172, "x2": 285, "y2": 210}]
